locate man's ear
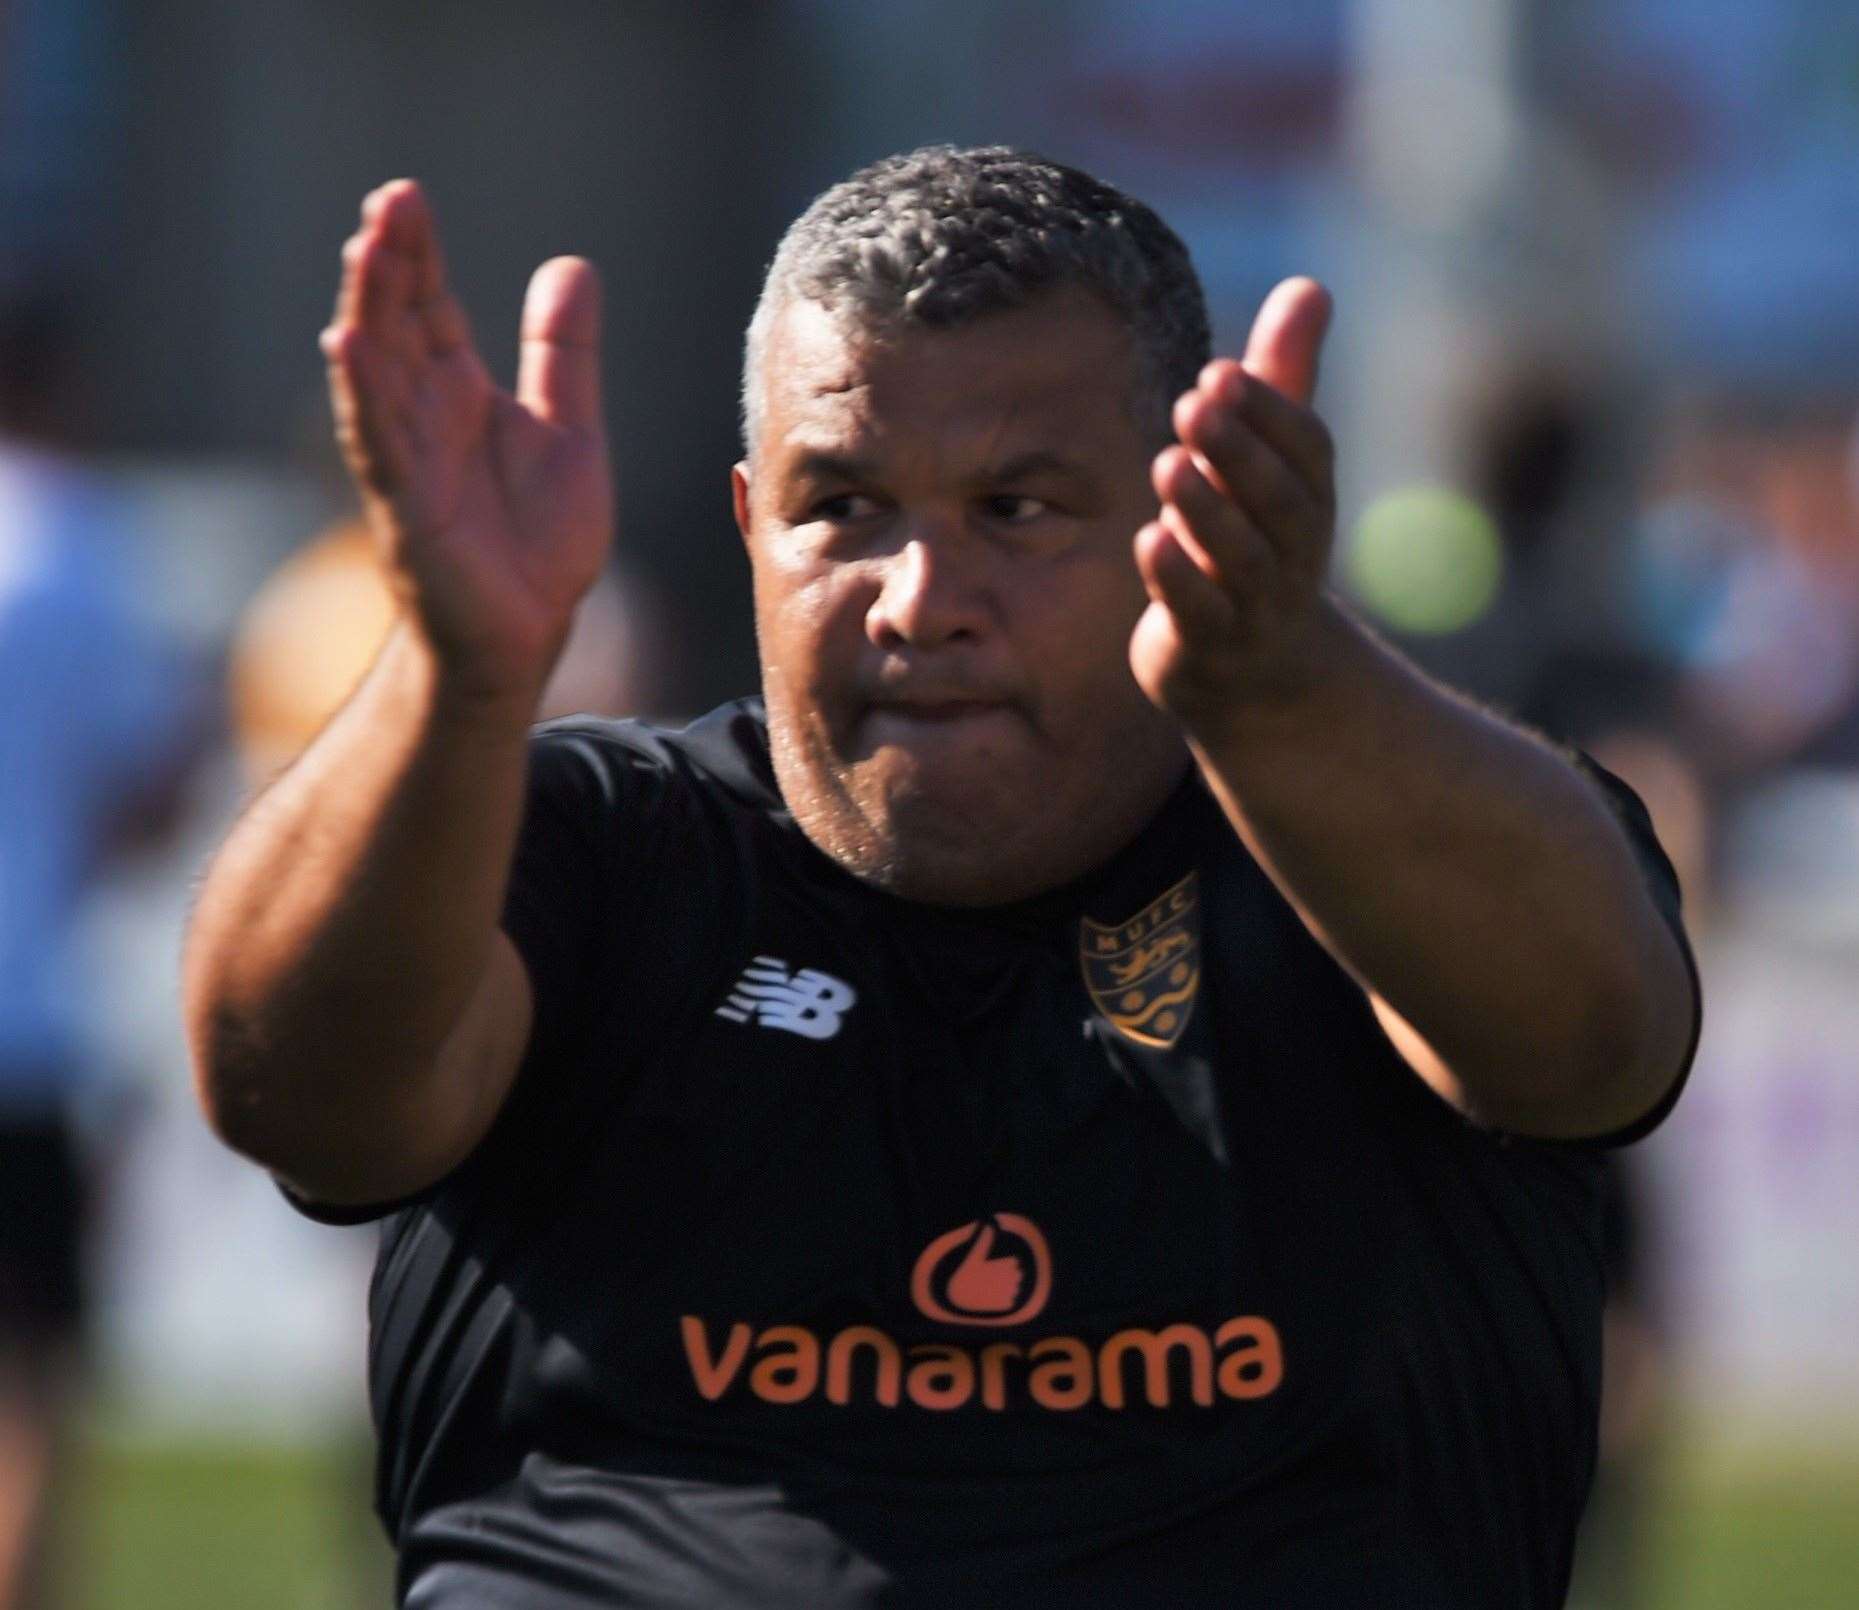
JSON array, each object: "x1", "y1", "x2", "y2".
[{"x1": 731, "y1": 461, "x2": 753, "y2": 549}]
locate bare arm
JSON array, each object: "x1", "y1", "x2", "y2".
[
  {"x1": 185, "y1": 181, "x2": 612, "y2": 1205},
  {"x1": 1130, "y1": 282, "x2": 1697, "y2": 1139},
  {"x1": 1180, "y1": 603, "x2": 1695, "y2": 1137}
]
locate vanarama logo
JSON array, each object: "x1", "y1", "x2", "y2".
[
  {"x1": 911, "y1": 1214, "x2": 1051, "y2": 1326},
  {"x1": 679, "y1": 1213, "x2": 1283, "y2": 1413}
]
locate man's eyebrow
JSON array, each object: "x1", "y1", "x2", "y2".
[
  {"x1": 983, "y1": 450, "x2": 1095, "y2": 485},
  {"x1": 786, "y1": 451, "x2": 876, "y2": 484},
  {"x1": 782, "y1": 448, "x2": 1097, "y2": 486}
]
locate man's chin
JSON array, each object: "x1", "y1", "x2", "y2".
[
  {"x1": 800, "y1": 762, "x2": 1059, "y2": 905},
  {"x1": 843, "y1": 717, "x2": 1040, "y2": 822},
  {"x1": 852, "y1": 832, "x2": 1050, "y2": 908},
  {"x1": 771, "y1": 706, "x2": 1187, "y2": 907}
]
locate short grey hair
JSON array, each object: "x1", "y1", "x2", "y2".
[{"x1": 741, "y1": 144, "x2": 1210, "y2": 455}]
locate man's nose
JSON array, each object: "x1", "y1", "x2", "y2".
[{"x1": 865, "y1": 534, "x2": 990, "y2": 650}]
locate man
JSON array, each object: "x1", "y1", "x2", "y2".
[
  {"x1": 185, "y1": 147, "x2": 1699, "y2": 1607},
  {"x1": 1, "y1": 291, "x2": 199, "y2": 1608}
]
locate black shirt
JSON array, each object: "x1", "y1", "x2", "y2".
[{"x1": 301, "y1": 698, "x2": 1697, "y2": 1608}]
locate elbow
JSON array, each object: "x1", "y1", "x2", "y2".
[
  {"x1": 186, "y1": 998, "x2": 287, "y2": 1168},
  {"x1": 183, "y1": 925, "x2": 248, "y2": 1149},
  {"x1": 183, "y1": 946, "x2": 304, "y2": 1172},
  {"x1": 182, "y1": 923, "x2": 312, "y2": 1173},
  {"x1": 1547, "y1": 928, "x2": 1698, "y2": 1140},
  {"x1": 1449, "y1": 921, "x2": 1697, "y2": 1142},
  {"x1": 187, "y1": 1017, "x2": 373, "y2": 1203}
]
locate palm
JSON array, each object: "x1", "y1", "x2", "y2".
[{"x1": 324, "y1": 181, "x2": 612, "y2": 694}]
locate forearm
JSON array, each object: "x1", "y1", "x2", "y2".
[
  {"x1": 184, "y1": 620, "x2": 538, "y2": 1175},
  {"x1": 1188, "y1": 598, "x2": 1694, "y2": 1134}
]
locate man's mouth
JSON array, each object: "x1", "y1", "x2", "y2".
[
  {"x1": 867, "y1": 698, "x2": 1006, "y2": 723},
  {"x1": 854, "y1": 696, "x2": 1022, "y2": 753}
]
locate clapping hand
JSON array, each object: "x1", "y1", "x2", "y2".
[
  {"x1": 322, "y1": 180, "x2": 613, "y2": 702},
  {"x1": 1130, "y1": 277, "x2": 1337, "y2": 739}
]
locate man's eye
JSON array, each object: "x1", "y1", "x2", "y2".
[
  {"x1": 811, "y1": 493, "x2": 880, "y2": 522},
  {"x1": 984, "y1": 494, "x2": 1047, "y2": 524}
]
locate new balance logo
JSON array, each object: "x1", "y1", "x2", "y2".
[{"x1": 715, "y1": 957, "x2": 857, "y2": 1040}]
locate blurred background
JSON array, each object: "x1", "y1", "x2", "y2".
[{"x1": 2, "y1": 0, "x2": 1856, "y2": 1604}]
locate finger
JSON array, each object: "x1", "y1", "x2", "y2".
[
  {"x1": 1193, "y1": 360, "x2": 1334, "y2": 501},
  {"x1": 374, "y1": 179, "x2": 445, "y2": 302},
  {"x1": 330, "y1": 207, "x2": 428, "y2": 408},
  {"x1": 1145, "y1": 448, "x2": 1278, "y2": 598},
  {"x1": 1241, "y1": 276, "x2": 1332, "y2": 407},
  {"x1": 332, "y1": 225, "x2": 382, "y2": 334},
  {"x1": 1167, "y1": 398, "x2": 1320, "y2": 563},
  {"x1": 333, "y1": 181, "x2": 410, "y2": 328},
  {"x1": 1152, "y1": 442, "x2": 1256, "y2": 580},
  {"x1": 355, "y1": 231, "x2": 415, "y2": 347},
  {"x1": 1134, "y1": 520, "x2": 1238, "y2": 644},
  {"x1": 517, "y1": 257, "x2": 603, "y2": 432},
  {"x1": 366, "y1": 179, "x2": 479, "y2": 360},
  {"x1": 320, "y1": 322, "x2": 410, "y2": 496}
]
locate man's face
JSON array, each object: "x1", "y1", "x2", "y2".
[{"x1": 734, "y1": 287, "x2": 1189, "y2": 906}]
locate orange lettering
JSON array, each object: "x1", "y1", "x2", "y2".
[
  {"x1": 979, "y1": 1343, "x2": 1022, "y2": 1411},
  {"x1": 1099, "y1": 1325, "x2": 1214, "y2": 1409},
  {"x1": 826, "y1": 1326, "x2": 902, "y2": 1407},
  {"x1": 749, "y1": 1325, "x2": 819, "y2": 1405},
  {"x1": 1028, "y1": 1337, "x2": 1093, "y2": 1411},
  {"x1": 689, "y1": 1314, "x2": 1279, "y2": 1412},
  {"x1": 906, "y1": 1345, "x2": 976, "y2": 1411},
  {"x1": 680, "y1": 1316, "x2": 752, "y2": 1401},
  {"x1": 1215, "y1": 1317, "x2": 1284, "y2": 1400}
]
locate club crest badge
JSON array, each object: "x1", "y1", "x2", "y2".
[{"x1": 1080, "y1": 871, "x2": 1201, "y2": 1048}]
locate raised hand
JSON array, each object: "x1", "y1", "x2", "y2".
[
  {"x1": 1129, "y1": 277, "x2": 1337, "y2": 737},
  {"x1": 321, "y1": 180, "x2": 613, "y2": 701}
]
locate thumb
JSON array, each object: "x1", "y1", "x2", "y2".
[
  {"x1": 517, "y1": 256, "x2": 604, "y2": 432},
  {"x1": 1241, "y1": 276, "x2": 1332, "y2": 407}
]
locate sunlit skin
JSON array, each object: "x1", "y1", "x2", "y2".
[{"x1": 734, "y1": 289, "x2": 1192, "y2": 906}]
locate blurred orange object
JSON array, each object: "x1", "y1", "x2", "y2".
[
  {"x1": 230, "y1": 519, "x2": 660, "y2": 782},
  {"x1": 229, "y1": 520, "x2": 395, "y2": 780}
]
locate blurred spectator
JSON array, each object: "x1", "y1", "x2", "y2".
[
  {"x1": 0, "y1": 291, "x2": 202, "y2": 1608},
  {"x1": 1632, "y1": 393, "x2": 1859, "y2": 787}
]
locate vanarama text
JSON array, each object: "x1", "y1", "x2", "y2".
[{"x1": 679, "y1": 1314, "x2": 1284, "y2": 1411}]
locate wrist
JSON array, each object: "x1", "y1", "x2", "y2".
[{"x1": 385, "y1": 618, "x2": 554, "y2": 736}]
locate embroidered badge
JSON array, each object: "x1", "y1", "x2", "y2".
[{"x1": 1080, "y1": 872, "x2": 1201, "y2": 1048}]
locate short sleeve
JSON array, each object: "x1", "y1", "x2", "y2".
[
  {"x1": 283, "y1": 716, "x2": 685, "y2": 1225},
  {"x1": 1558, "y1": 752, "x2": 1704, "y2": 1147},
  {"x1": 499, "y1": 722, "x2": 624, "y2": 1093}
]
